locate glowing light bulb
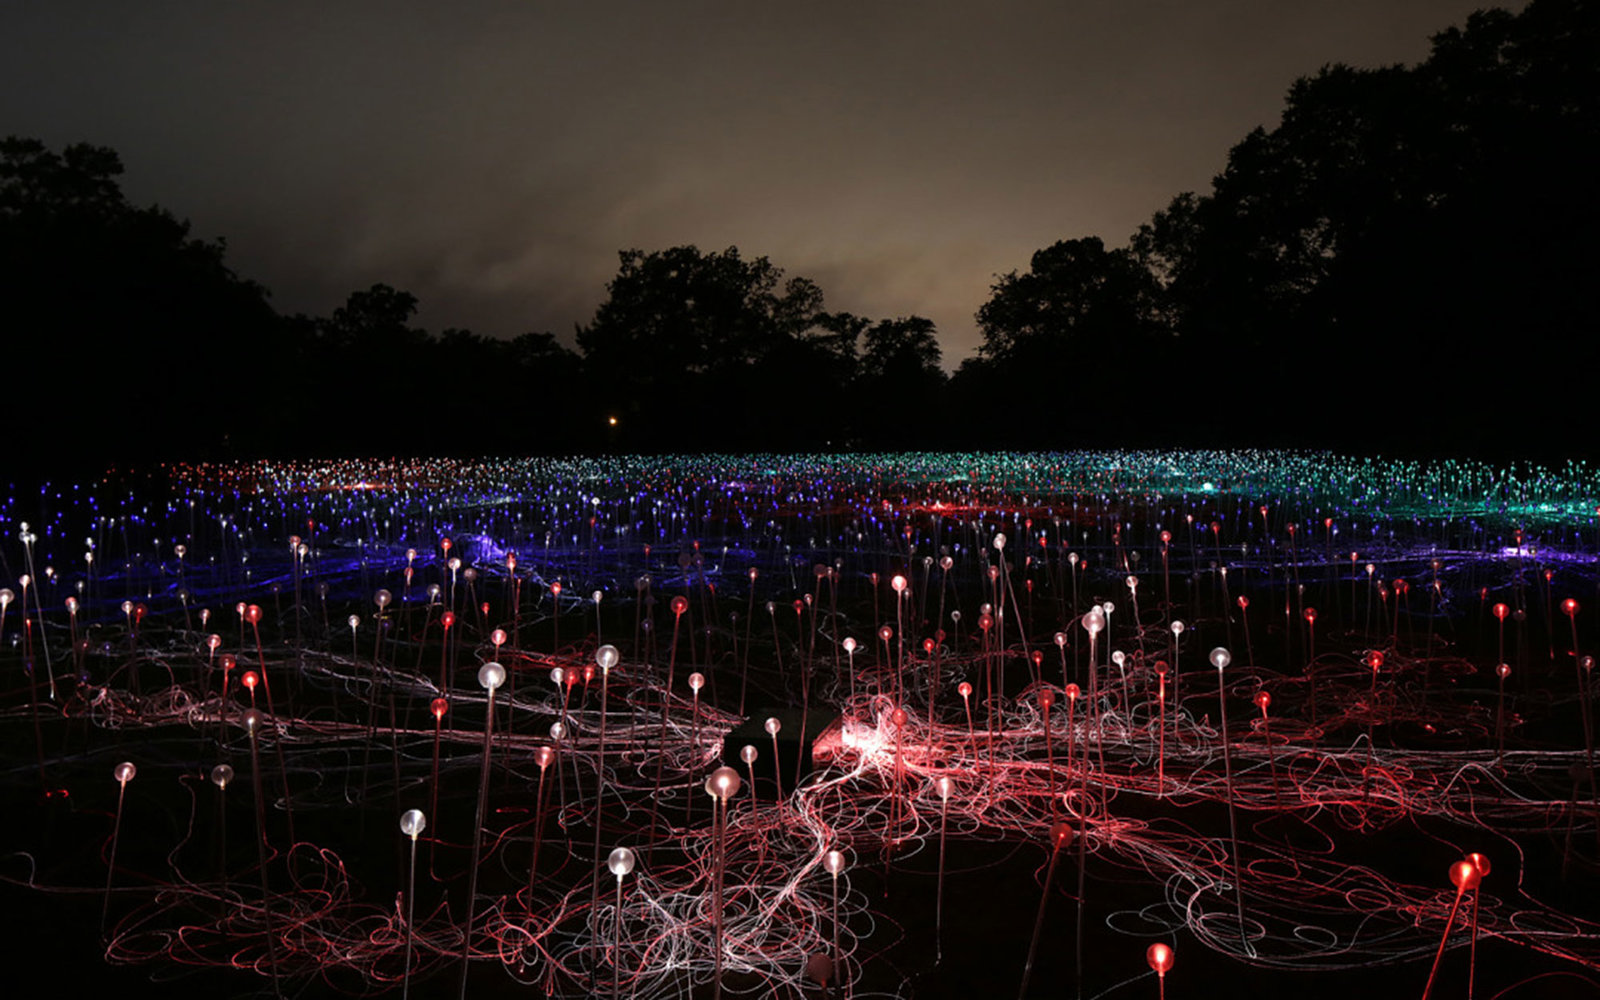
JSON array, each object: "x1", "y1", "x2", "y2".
[
  {"x1": 672, "y1": 596, "x2": 688, "y2": 615},
  {"x1": 608, "y1": 847, "x2": 635, "y2": 877},
  {"x1": 1082, "y1": 610, "x2": 1104, "y2": 635},
  {"x1": 824, "y1": 849, "x2": 846, "y2": 875},
  {"x1": 842, "y1": 637, "x2": 856, "y2": 654},
  {"x1": 705, "y1": 765, "x2": 741, "y2": 800},
  {"x1": 765, "y1": 717, "x2": 781, "y2": 736},
  {"x1": 597, "y1": 644, "x2": 619, "y2": 671},
  {"x1": 210, "y1": 764, "x2": 233, "y2": 788},
  {"x1": 1210, "y1": 647, "x2": 1231, "y2": 670},
  {"x1": 1050, "y1": 821, "x2": 1074, "y2": 850},
  {"x1": 400, "y1": 809, "x2": 426, "y2": 839},
  {"x1": 1171, "y1": 620, "x2": 1185, "y2": 635},
  {"x1": 1146, "y1": 942, "x2": 1174, "y2": 975},
  {"x1": 431, "y1": 697, "x2": 448, "y2": 719},
  {"x1": 114, "y1": 761, "x2": 137, "y2": 784},
  {"x1": 1254, "y1": 690, "x2": 1271, "y2": 712},
  {"x1": 689, "y1": 672, "x2": 705, "y2": 692},
  {"x1": 740, "y1": 745, "x2": 758, "y2": 764},
  {"x1": 479, "y1": 662, "x2": 506, "y2": 690},
  {"x1": 375, "y1": 589, "x2": 392, "y2": 609},
  {"x1": 1449, "y1": 859, "x2": 1481, "y2": 891}
]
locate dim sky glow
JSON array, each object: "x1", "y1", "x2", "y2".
[{"x1": 0, "y1": 1, "x2": 1520, "y2": 366}]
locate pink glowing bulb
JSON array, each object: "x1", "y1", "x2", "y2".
[
  {"x1": 706, "y1": 765, "x2": 741, "y2": 800},
  {"x1": 842, "y1": 637, "x2": 856, "y2": 654},
  {"x1": 207, "y1": 634, "x2": 221, "y2": 651},
  {"x1": 431, "y1": 697, "x2": 448, "y2": 720},
  {"x1": 1497, "y1": 663, "x2": 1511, "y2": 679},
  {"x1": 1160, "y1": 530, "x2": 1171, "y2": 544},
  {"x1": 891, "y1": 574, "x2": 907, "y2": 593},
  {"x1": 244, "y1": 604, "x2": 262, "y2": 624},
  {"x1": 597, "y1": 644, "x2": 620, "y2": 671},
  {"x1": 491, "y1": 628, "x2": 506, "y2": 647},
  {"x1": 740, "y1": 745, "x2": 758, "y2": 764},
  {"x1": 1038, "y1": 688, "x2": 1055, "y2": 711},
  {"x1": 765, "y1": 717, "x2": 782, "y2": 736},
  {"x1": 957, "y1": 682, "x2": 973, "y2": 700},
  {"x1": 936, "y1": 776, "x2": 953, "y2": 800},
  {"x1": 890, "y1": 707, "x2": 908, "y2": 728},
  {"x1": 689, "y1": 672, "x2": 705, "y2": 692},
  {"x1": 1146, "y1": 942, "x2": 1174, "y2": 975},
  {"x1": 1064, "y1": 683, "x2": 1080, "y2": 701},
  {"x1": 535, "y1": 746, "x2": 555, "y2": 769},
  {"x1": 1082, "y1": 610, "x2": 1104, "y2": 635},
  {"x1": 1054, "y1": 632, "x2": 1067, "y2": 647},
  {"x1": 672, "y1": 595, "x2": 688, "y2": 616},
  {"x1": 879, "y1": 625, "x2": 893, "y2": 641},
  {"x1": 375, "y1": 589, "x2": 392, "y2": 609},
  {"x1": 824, "y1": 849, "x2": 846, "y2": 876}
]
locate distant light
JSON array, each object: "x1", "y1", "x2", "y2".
[{"x1": 607, "y1": 415, "x2": 618, "y2": 426}]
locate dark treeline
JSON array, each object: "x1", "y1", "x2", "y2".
[{"x1": 6, "y1": 0, "x2": 1597, "y2": 475}]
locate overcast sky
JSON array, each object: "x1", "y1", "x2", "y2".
[{"x1": 1, "y1": 1, "x2": 1519, "y2": 366}]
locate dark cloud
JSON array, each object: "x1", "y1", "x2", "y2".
[{"x1": 0, "y1": 1, "x2": 1518, "y2": 364}]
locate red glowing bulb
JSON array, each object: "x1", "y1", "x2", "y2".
[
  {"x1": 957, "y1": 682, "x2": 973, "y2": 699},
  {"x1": 241, "y1": 671, "x2": 258, "y2": 690},
  {"x1": 551, "y1": 581, "x2": 562, "y2": 596},
  {"x1": 244, "y1": 604, "x2": 262, "y2": 624},
  {"x1": 1563, "y1": 598, "x2": 1579, "y2": 618},
  {"x1": 441, "y1": 611, "x2": 455, "y2": 629},
  {"x1": 1465, "y1": 852, "x2": 1491, "y2": 879},
  {"x1": 1449, "y1": 859, "x2": 1481, "y2": 891},
  {"x1": 1064, "y1": 682, "x2": 1080, "y2": 701},
  {"x1": 1303, "y1": 607, "x2": 1317, "y2": 623},
  {"x1": 1496, "y1": 663, "x2": 1511, "y2": 679},
  {"x1": 1254, "y1": 690, "x2": 1271, "y2": 712},
  {"x1": 671, "y1": 595, "x2": 688, "y2": 616},
  {"x1": 431, "y1": 697, "x2": 448, "y2": 719},
  {"x1": 1038, "y1": 688, "x2": 1055, "y2": 711},
  {"x1": 1237, "y1": 595, "x2": 1249, "y2": 609},
  {"x1": 1493, "y1": 603, "x2": 1509, "y2": 620},
  {"x1": 1146, "y1": 942, "x2": 1174, "y2": 975}
]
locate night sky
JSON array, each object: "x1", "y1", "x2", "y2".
[{"x1": 0, "y1": 1, "x2": 1520, "y2": 365}]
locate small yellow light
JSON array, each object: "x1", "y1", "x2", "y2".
[{"x1": 607, "y1": 416, "x2": 618, "y2": 426}]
